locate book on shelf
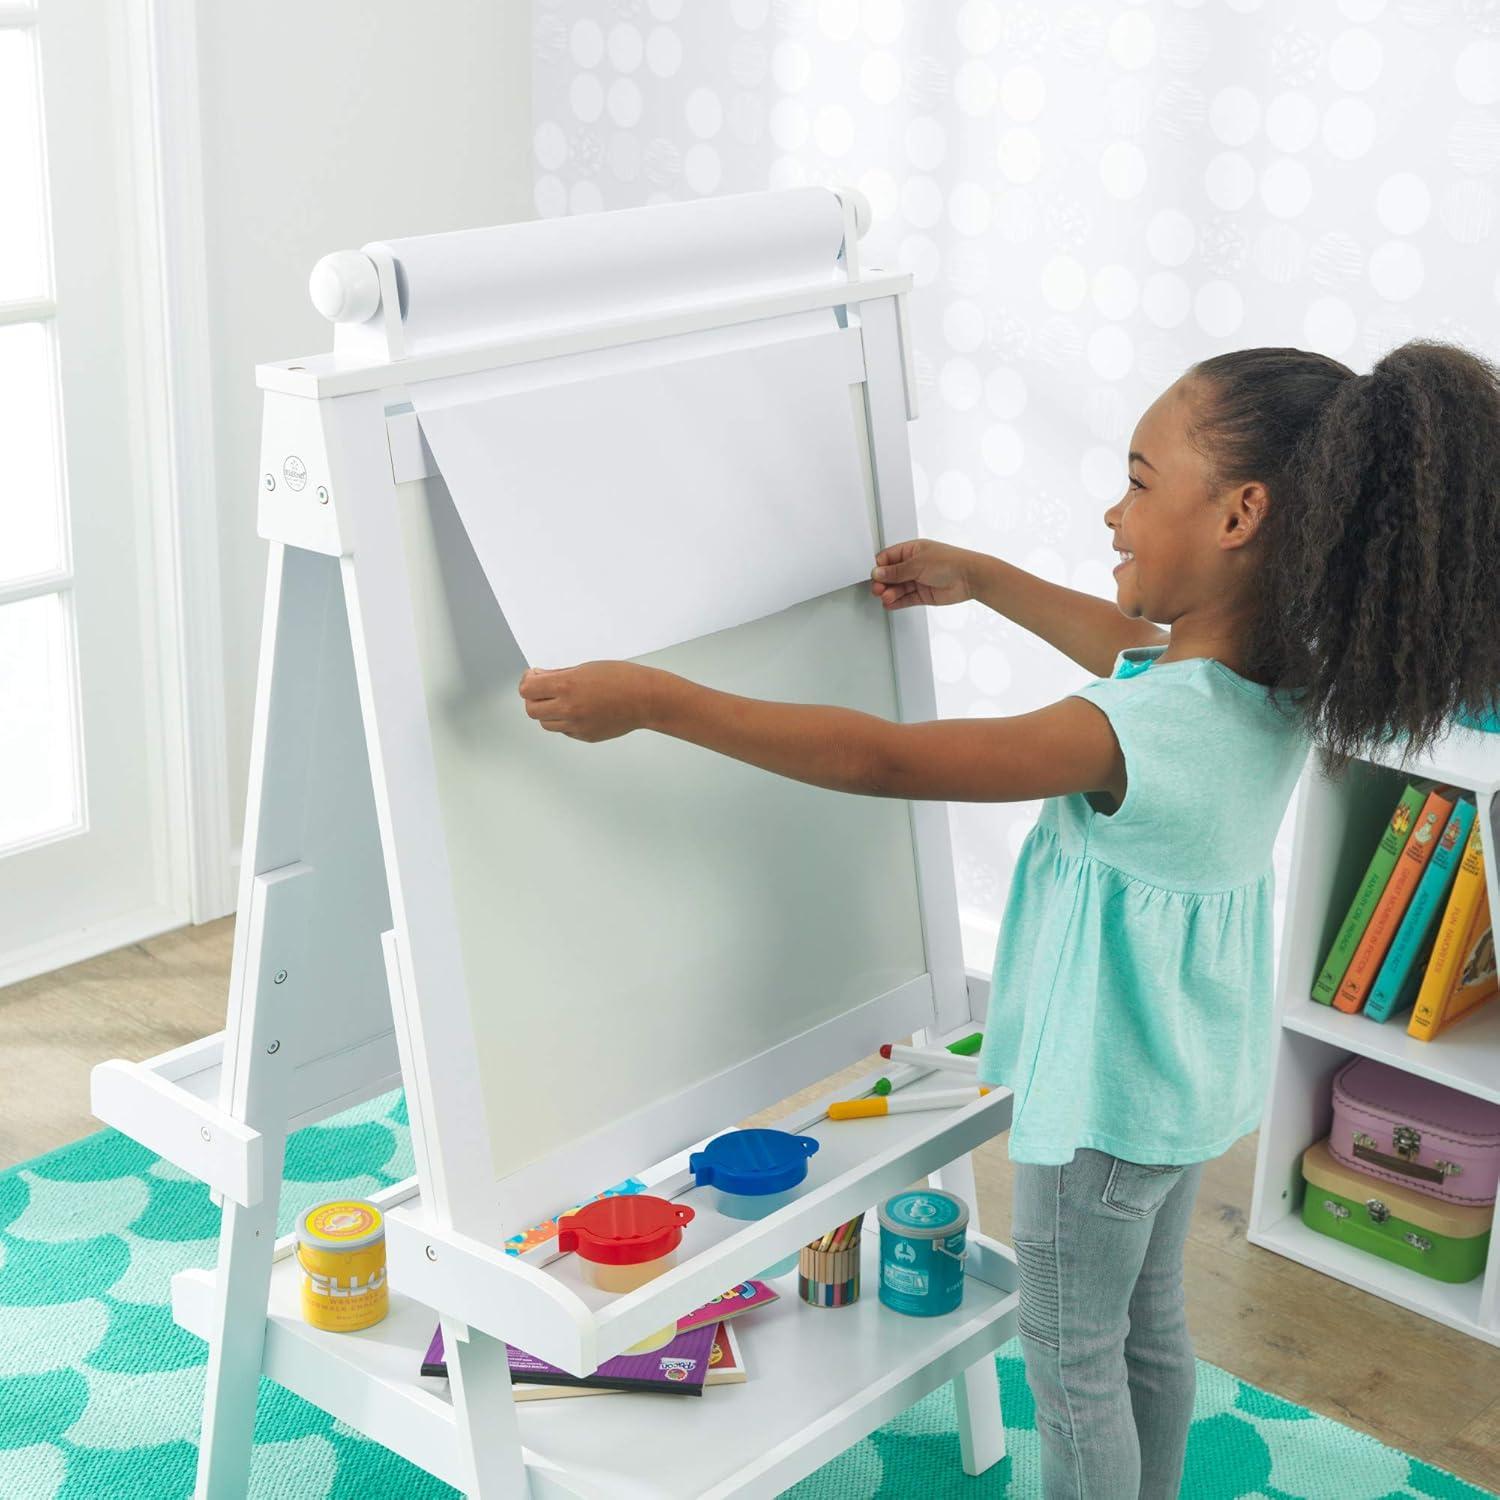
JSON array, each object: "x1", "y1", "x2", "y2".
[
  {"x1": 416, "y1": 1181, "x2": 778, "y2": 1397},
  {"x1": 1364, "y1": 794, "x2": 1476, "y2": 1023},
  {"x1": 705, "y1": 1319, "x2": 747, "y2": 1385},
  {"x1": 1331, "y1": 782, "x2": 1459, "y2": 1014},
  {"x1": 421, "y1": 1318, "x2": 721, "y2": 1396},
  {"x1": 1407, "y1": 822, "x2": 1497, "y2": 1040},
  {"x1": 676, "y1": 1279, "x2": 779, "y2": 1333},
  {"x1": 1311, "y1": 781, "x2": 1431, "y2": 1004},
  {"x1": 418, "y1": 1322, "x2": 746, "y2": 1404}
]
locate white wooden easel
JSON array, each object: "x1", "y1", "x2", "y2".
[{"x1": 92, "y1": 186, "x2": 1019, "y2": 1499}]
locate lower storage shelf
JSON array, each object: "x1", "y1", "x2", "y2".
[
  {"x1": 173, "y1": 1231, "x2": 1019, "y2": 1498},
  {"x1": 1248, "y1": 1213, "x2": 1495, "y2": 1347}
]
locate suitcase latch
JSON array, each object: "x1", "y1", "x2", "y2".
[
  {"x1": 1365, "y1": 1199, "x2": 1390, "y2": 1223},
  {"x1": 1392, "y1": 1125, "x2": 1420, "y2": 1159},
  {"x1": 1436, "y1": 1160, "x2": 1463, "y2": 1177},
  {"x1": 1402, "y1": 1232, "x2": 1432, "y2": 1253},
  {"x1": 1321, "y1": 1198, "x2": 1350, "y2": 1220}
]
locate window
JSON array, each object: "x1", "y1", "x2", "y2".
[{"x1": 0, "y1": 10, "x2": 86, "y2": 855}]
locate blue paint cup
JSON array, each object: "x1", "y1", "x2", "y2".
[
  {"x1": 877, "y1": 1189, "x2": 969, "y2": 1316},
  {"x1": 689, "y1": 1128, "x2": 820, "y2": 1278}
]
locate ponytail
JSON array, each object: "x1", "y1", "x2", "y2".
[{"x1": 1186, "y1": 339, "x2": 1500, "y2": 778}]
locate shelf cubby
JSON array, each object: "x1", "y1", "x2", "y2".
[{"x1": 1249, "y1": 723, "x2": 1500, "y2": 1345}]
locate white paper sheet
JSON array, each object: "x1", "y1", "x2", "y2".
[{"x1": 409, "y1": 311, "x2": 878, "y2": 666}]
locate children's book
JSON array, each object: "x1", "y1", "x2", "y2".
[
  {"x1": 676, "y1": 1280, "x2": 778, "y2": 1332},
  {"x1": 1335, "y1": 784, "x2": 1458, "y2": 1013},
  {"x1": 1408, "y1": 825, "x2": 1496, "y2": 1039},
  {"x1": 1312, "y1": 781, "x2": 1429, "y2": 1003},
  {"x1": 422, "y1": 1319, "x2": 718, "y2": 1396},
  {"x1": 431, "y1": 1322, "x2": 747, "y2": 1402},
  {"x1": 419, "y1": 1189, "x2": 771, "y2": 1397},
  {"x1": 1365, "y1": 794, "x2": 1475, "y2": 1022},
  {"x1": 1431, "y1": 880, "x2": 1497, "y2": 1037},
  {"x1": 706, "y1": 1320, "x2": 746, "y2": 1386}
]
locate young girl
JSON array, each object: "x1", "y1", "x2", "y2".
[{"x1": 517, "y1": 339, "x2": 1500, "y2": 1497}]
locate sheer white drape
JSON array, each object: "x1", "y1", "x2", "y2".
[{"x1": 532, "y1": 0, "x2": 1500, "y2": 971}]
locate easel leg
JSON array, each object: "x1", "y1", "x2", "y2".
[
  {"x1": 193, "y1": 1127, "x2": 287, "y2": 1499},
  {"x1": 193, "y1": 864, "x2": 309, "y2": 1496},
  {"x1": 444, "y1": 1318, "x2": 532, "y2": 1498},
  {"x1": 932, "y1": 1151, "x2": 1007, "y2": 1475}
]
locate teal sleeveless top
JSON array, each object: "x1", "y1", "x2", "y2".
[{"x1": 976, "y1": 644, "x2": 1313, "y2": 1166}]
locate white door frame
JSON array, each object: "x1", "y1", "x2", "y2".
[{"x1": 117, "y1": 0, "x2": 233, "y2": 925}]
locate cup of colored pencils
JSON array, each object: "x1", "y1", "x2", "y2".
[{"x1": 798, "y1": 1212, "x2": 864, "y2": 1308}]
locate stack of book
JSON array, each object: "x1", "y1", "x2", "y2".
[
  {"x1": 420, "y1": 1279, "x2": 777, "y2": 1398},
  {"x1": 1311, "y1": 777, "x2": 1497, "y2": 1038},
  {"x1": 417, "y1": 1178, "x2": 781, "y2": 1399}
]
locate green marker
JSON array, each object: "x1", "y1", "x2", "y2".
[{"x1": 873, "y1": 1032, "x2": 984, "y2": 1093}]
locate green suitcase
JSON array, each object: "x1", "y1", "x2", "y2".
[{"x1": 1301, "y1": 1137, "x2": 1491, "y2": 1284}]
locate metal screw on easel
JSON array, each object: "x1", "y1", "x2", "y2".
[
  {"x1": 425, "y1": 1245, "x2": 438, "y2": 1262},
  {"x1": 274, "y1": 970, "x2": 287, "y2": 984},
  {"x1": 263, "y1": 474, "x2": 275, "y2": 491},
  {"x1": 266, "y1": 1039, "x2": 280, "y2": 1054},
  {"x1": 200, "y1": 1126, "x2": 212, "y2": 1142},
  {"x1": 316, "y1": 486, "x2": 329, "y2": 505}
]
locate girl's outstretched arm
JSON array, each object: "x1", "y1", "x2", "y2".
[{"x1": 518, "y1": 662, "x2": 1126, "y2": 809}]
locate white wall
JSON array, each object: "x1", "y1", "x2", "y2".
[{"x1": 195, "y1": 0, "x2": 533, "y2": 870}]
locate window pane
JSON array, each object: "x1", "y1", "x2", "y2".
[
  {"x1": 0, "y1": 321, "x2": 66, "y2": 584},
  {"x1": 0, "y1": 592, "x2": 83, "y2": 853},
  {"x1": 0, "y1": 28, "x2": 49, "y2": 303}
]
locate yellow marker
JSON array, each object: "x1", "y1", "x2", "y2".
[{"x1": 828, "y1": 1086, "x2": 991, "y2": 1120}]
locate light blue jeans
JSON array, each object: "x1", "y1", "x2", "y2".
[{"x1": 1011, "y1": 1147, "x2": 1207, "y2": 1499}]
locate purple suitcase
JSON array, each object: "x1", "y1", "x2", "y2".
[{"x1": 1328, "y1": 1056, "x2": 1500, "y2": 1207}]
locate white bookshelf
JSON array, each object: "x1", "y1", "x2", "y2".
[{"x1": 1248, "y1": 722, "x2": 1500, "y2": 1346}]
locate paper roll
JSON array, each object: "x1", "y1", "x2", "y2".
[{"x1": 366, "y1": 186, "x2": 852, "y2": 357}]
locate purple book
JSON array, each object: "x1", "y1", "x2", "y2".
[{"x1": 422, "y1": 1320, "x2": 717, "y2": 1395}]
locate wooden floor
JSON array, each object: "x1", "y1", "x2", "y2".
[{"x1": 3, "y1": 918, "x2": 1497, "y2": 1493}]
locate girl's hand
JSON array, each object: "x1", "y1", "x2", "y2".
[
  {"x1": 517, "y1": 661, "x2": 662, "y2": 742},
  {"x1": 870, "y1": 539, "x2": 975, "y2": 609}
]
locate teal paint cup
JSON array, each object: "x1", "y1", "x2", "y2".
[{"x1": 877, "y1": 1189, "x2": 969, "y2": 1316}]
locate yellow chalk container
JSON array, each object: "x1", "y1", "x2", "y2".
[{"x1": 296, "y1": 1199, "x2": 388, "y2": 1333}]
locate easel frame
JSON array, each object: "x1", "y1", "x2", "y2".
[{"x1": 93, "y1": 188, "x2": 1020, "y2": 1498}]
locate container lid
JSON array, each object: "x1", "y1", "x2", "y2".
[
  {"x1": 689, "y1": 1128, "x2": 820, "y2": 1196},
  {"x1": 878, "y1": 1189, "x2": 968, "y2": 1239},
  {"x1": 1334, "y1": 1057, "x2": 1500, "y2": 1144},
  {"x1": 555, "y1": 1193, "x2": 695, "y2": 1265},
  {"x1": 1302, "y1": 1137, "x2": 1491, "y2": 1237},
  {"x1": 297, "y1": 1199, "x2": 385, "y2": 1252}
]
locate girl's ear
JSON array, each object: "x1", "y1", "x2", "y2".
[{"x1": 1224, "y1": 481, "x2": 1269, "y2": 546}]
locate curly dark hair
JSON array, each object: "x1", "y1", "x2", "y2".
[{"x1": 1183, "y1": 338, "x2": 1500, "y2": 779}]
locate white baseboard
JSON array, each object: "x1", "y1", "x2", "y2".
[{"x1": 0, "y1": 902, "x2": 188, "y2": 992}]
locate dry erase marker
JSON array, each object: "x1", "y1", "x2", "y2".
[
  {"x1": 878, "y1": 1043, "x2": 980, "y2": 1076},
  {"x1": 829, "y1": 1087, "x2": 991, "y2": 1120}
]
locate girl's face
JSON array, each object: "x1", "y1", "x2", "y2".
[{"x1": 1103, "y1": 377, "x2": 1262, "y2": 628}]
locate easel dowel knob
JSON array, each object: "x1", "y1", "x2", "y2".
[
  {"x1": 309, "y1": 250, "x2": 382, "y2": 324},
  {"x1": 837, "y1": 187, "x2": 872, "y2": 239}
]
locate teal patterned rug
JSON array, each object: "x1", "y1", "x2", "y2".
[{"x1": 0, "y1": 1089, "x2": 1491, "y2": 1499}]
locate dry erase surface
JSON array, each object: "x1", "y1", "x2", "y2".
[
  {"x1": 410, "y1": 309, "x2": 875, "y2": 666},
  {"x1": 398, "y1": 471, "x2": 927, "y2": 1183}
]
